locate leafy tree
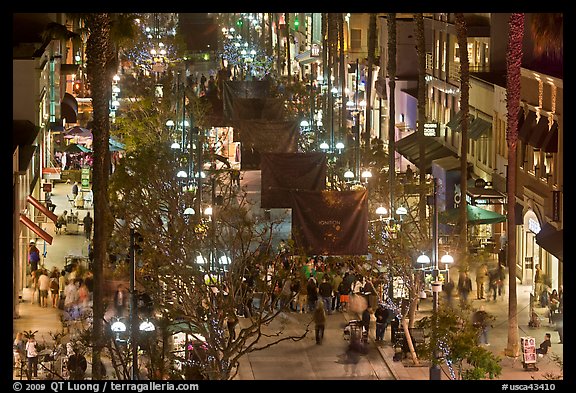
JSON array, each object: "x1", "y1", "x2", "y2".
[
  {"x1": 106, "y1": 98, "x2": 309, "y2": 380},
  {"x1": 416, "y1": 305, "x2": 502, "y2": 380}
]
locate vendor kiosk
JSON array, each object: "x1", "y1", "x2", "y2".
[
  {"x1": 66, "y1": 212, "x2": 80, "y2": 234},
  {"x1": 521, "y1": 336, "x2": 538, "y2": 371}
]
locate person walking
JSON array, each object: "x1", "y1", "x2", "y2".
[
  {"x1": 495, "y1": 263, "x2": 506, "y2": 299},
  {"x1": 49, "y1": 268, "x2": 60, "y2": 308},
  {"x1": 405, "y1": 165, "x2": 414, "y2": 183},
  {"x1": 318, "y1": 276, "x2": 333, "y2": 314},
  {"x1": 331, "y1": 271, "x2": 343, "y2": 312},
  {"x1": 37, "y1": 269, "x2": 50, "y2": 308},
  {"x1": 475, "y1": 263, "x2": 488, "y2": 299},
  {"x1": 361, "y1": 306, "x2": 372, "y2": 342},
  {"x1": 472, "y1": 305, "x2": 491, "y2": 345},
  {"x1": 55, "y1": 210, "x2": 68, "y2": 234},
  {"x1": 58, "y1": 270, "x2": 67, "y2": 309},
  {"x1": 25, "y1": 334, "x2": 38, "y2": 379},
  {"x1": 296, "y1": 275, "x2": 308, "y2": 313},
  {"x1": 443, "y1": 278, "x2": 455, "y2": 307},
  {"x1": 28, "y1": 241, "x2": 40, "y2": 276},
  {"x1": 71, "y1": 181, "x2": 79, "y2": 199},
  {"x1": 374, "y1": 303, "x2": 391, "y2": 342},
  {"x1": 534, "y1": 264, "x2": 544, "y2": 304},
  {"x1": 13, "y1": 332, "x2": 26, "y2": 375},
  {"x1": 306, "y1": 277, "x2": 319, "y2": 313},
  {"x1": 312, "y1": 300, "x2": 327, "y2": 345},
  {"x1": 83, "y1": 212, "x2": 93, "y2": 240},
  {"x1": 457, "y1": 271, "x2": 473, "y2": 306}
]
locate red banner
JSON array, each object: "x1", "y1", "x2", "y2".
[
  {"x1": 291, "y1": 190, "x2": 368, "y2": 256},
  {"x1": 261, "y1": 152, "x2": 327, "y2": 208}
]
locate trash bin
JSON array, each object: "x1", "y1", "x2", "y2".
[{"x1": 429, "y1": 364, "x2": 441, "y2": 380}]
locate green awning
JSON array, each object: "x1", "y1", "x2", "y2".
[
  {"x1": 445, "y1": 110, "x2": 474, "y2": 132},
  {"x1": 439, "y1": 205, "x2": 506, "y2": 226},
  {"x1": 469, "y1": 117, "x2": 492, "y2": 140}
]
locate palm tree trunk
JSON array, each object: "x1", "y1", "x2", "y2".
[
  {"x1": 504, "y1": 12, "x2": 524, "y2": 358},
  {"x1": 414, "y1": 13, "x2": 427, "y2": 222},
  {"x1": 275, "y1": 13, "x2": 282, "y2": 75},
  {"x1": 455, "y1": 13, "x2": 470, "y2": 259},
  {"x1": 285, "y1": 13, "x2": 291, "y2": 82},
  {"x1": 387, "y1": 13, "x2": 397, "y2": 215},
  {"x1": 84, "y1": 12, "x2": 115, "y2": 379},
  {"x1": 338, "y1": 13, "x2": 346, "y2": 137},
  {"x1": 365, "y1": 14, "x2": 377, "y2": 162}
]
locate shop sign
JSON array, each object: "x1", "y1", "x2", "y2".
[
  {"x1": 552, "y1": 190, "x2": 560, "y2": 222},
  {"x1": 311, "y1": 44, "x2": 320, "y2": 57},
  {"x1": 81, "y1": 167, "x2": 91, "y2": 190},
  {"x1": 424, "y1": 122, "x2": 439, "y2": 137},
  {"x1": 528, "y1": 218, "x2": 541, "y2": 234}
]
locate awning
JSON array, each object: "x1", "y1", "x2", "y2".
[
  {"x1": 61, "y1": 92, "x2": 78, "y2": 123},
  {"x1": 518, "y1": 110, "x2": 537, "y2": 143},
  {"x1": 466, "y1": 187, "x2": 506, "y2": 205},
  {"x1": 396, "y1": 132, "x2": 458, "y2": 172},
  {"x1": 541, "y1": 121, "x2": 558, "y2": 153},
  {"x1": 13, "y1": 120, "x2": 40, "y2": 147},
  {"x1": 469, "y1": 117, "x2": 492, "y2": 140},
  {"x1": 50, "y1": 122, "x2": 65, "y2": 132},
  {"x1": 20, "y1": 214, "x2": 53, "y2": 245},
  {"x1": 528, "y1": 116, "x2": 550, "y2": 149},
  {"x1": 109, "y1": 137, "x2": 125, "y2": 152},
  {"x1": 535, "y1": 223, "x2": 563, "y2": 260},
  {"x1": 445, "y1": 110, "x2": 474, "y2": 132},
  {"x1": 64, "y1": 143, "x2": 92, "y2": 154},
  {"x1": 439, "y1": 204, "x2": 507, "y2": 226},
  {"x1": 27, "y1": 195, "x2": 58, "y2": 223}
]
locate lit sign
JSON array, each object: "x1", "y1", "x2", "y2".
[
  {"x1": 424, "y1": 122, "x2": 439, "y2": 137},
  {"x1": 311, "y1": 44, "x2": 320, "y2": 57},
  {"x1": 528, "y1": 218, "x2": 541, "y2": 234}
]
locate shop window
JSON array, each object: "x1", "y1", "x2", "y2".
[{"x1": 350, "y1": 29, "x2": 362, "y2": 50}]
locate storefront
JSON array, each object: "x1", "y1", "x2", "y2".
[{"x1": 518, "y1": 209, "x2": 561, "y2": 293}]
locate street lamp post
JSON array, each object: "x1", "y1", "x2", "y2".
[{"x1": 129, "y1": 228, "x2": 139, "y2": 380}]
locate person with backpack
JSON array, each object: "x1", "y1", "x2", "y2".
[{"x1": 28, "y1": 241, "x2": 40, "y2": 274}]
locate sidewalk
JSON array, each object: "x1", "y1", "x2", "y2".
[
  {"x1": 14, "y1": 181, "x2": 93, "y2": 344},
  {"x1": 371, "y1": 277, "x2": 564, "y2": 381}
]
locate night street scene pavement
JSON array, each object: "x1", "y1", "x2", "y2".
[{"x1": 12, "y1": 12, "x2": 565, "y2": 387}]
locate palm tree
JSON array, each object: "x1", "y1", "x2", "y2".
[
  {"x1": 414, "y1": 13, "x2": 427, "y2": 222},
  {"x1": 455, "y1": 13, "x2": 470, "y2": 259},
  {"x1": 365, "y1": 13, "x2": 377, "y2": 157},
  {"x1": 78, "y1": 12, "x2": 138, "y2": 379},
  {"x1": 338, "y1": 13, "x2": 346, "y2": 137},
  {"x1": 285, "y1": 13, "x2": 291, "y2": 82},
  {"x1": 503, "y1": 12, "x2": 525, "y2": 358},
  {"x1": 387, "y1": 13, "x2": 397, "y2": 216},
  {"x1": 81, "y1": 13, "x2": 116, "y2": 380}
]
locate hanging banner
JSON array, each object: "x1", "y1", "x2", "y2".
[
  {"x1": 261, "y1": 152, "x2": 327, "y2": 208},
  {"x1": 238, "y1": 120, "x2": 299, "y2": 170},
  {"x1": 231, "y1": 98, "x2": 285, "y2": 123},
  {"x1": 223, "y1": 80, "x2": 271, "y2": 120},
  {"x1": 291, "y1": 190, "x2": 368, "y2": 256}
]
